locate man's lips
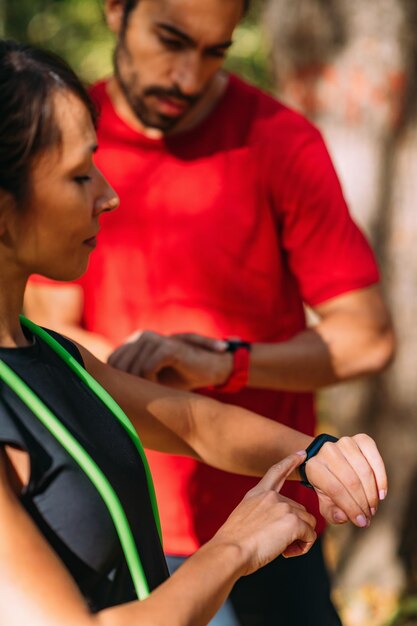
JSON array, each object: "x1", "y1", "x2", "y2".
[{"x1": 154, "y1": 94, "x2": 190, "y2": 117}]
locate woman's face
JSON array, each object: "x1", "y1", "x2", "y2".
[{"x1": 8, "y1": 89, "x2": 119, "y2": 281}]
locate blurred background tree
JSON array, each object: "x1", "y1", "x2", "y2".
[
  {"x1": 263, "y1": 1, "x2": 417, "y2": 624},
  {"x1": 3, "y1": 1, "x2": 417, "y2": 624}
]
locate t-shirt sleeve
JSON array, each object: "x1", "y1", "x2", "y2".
[{"x1": 269, "y1": 124, "x2": 379, "y2": 306}]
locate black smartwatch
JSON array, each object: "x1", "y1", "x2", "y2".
[
  {"x1": 224, "y1": 339, "x2": 252, "y2": 353},
  {"x1": 299, "y1": 434, "x2": 339, "y2": 489}
]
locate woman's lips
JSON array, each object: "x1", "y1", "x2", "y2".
[{"x1": 83, "y1": 235, "x2": 97, "y2": 249}]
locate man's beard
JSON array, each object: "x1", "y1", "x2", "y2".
[{"x1": 113, "y1": 42, "x2": 201, "y2": 132}]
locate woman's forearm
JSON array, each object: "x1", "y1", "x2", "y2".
[
  {"x1": 98, "y1": 541, "x2": 243, "y2": 626},
  {"x1": 186, "y1": 394, "x2": 312, "y2": 479},
  {"x1": 81, "y1": 345, "x2": 312, "y2": 478},
  {"x1": 1, "y1": 448, "x2": 314, "y2": 626},
  {"x1": 0, "y1": 469, "x2": 248, "y2": 626},
  {"x1": 81, "y1": 345, "x2": 387, "y2": 529}
]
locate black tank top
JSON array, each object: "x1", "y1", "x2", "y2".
[{"x1": 0, "y1": 327, "x2": 169, "y2": 612}]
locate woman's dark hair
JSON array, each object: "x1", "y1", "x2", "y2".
[{"x1": 0, "y1": 39, "x2": 97, "y2": 202}]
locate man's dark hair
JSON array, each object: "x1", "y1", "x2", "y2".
[
  {"x1": 122, "y1": 0, "x2": 250, "y2": 27},
  {"x1": 0, "y1": 39, "x2": 97, "y2": 202}
]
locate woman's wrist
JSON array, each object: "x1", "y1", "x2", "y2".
[{"x1": 203, "y1": 535, "x2": 249, "y2": 580}]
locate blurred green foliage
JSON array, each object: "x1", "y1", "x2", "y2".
[
  {"x1": 3, "y1": 0, "x2": 115, "y2": 82},
  {"x1": 1, "y1": 0, "x2": 273, "y2": 90},
  {"x1": 386, "y1": 596, "x2": 417, "y2": 626}
]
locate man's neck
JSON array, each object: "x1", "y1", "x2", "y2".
[{"x1": 106, "y1": 71, "x2": 230, "y2": 139}]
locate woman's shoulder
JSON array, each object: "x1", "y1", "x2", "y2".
[{"x1": 38, "y1": 327, "x2": 85, "y2": 366}]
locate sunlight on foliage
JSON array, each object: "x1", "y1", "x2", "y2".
[
  {"x1": 225, "y1": 19, "x2": 273, "y2": 92},
  {"x1": 334, "y1": 585, "x2": 399, "y2": 626}
]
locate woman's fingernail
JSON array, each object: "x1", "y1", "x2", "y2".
[
  {"x1": 334, "y1": 512, "x2": 347, "y2": 523},
  {"x1": 379, "y1": 490, "x2": 387, "y2": 501},
  {"x1": 371, "y1": 507, "x2": 377, "y2": 516},
  {"x1": 296, "y1": 450, "x2": 306, "y2": 456},
  {"x1": 356, "y1": 515, "x2": 368, "y2": 528}
]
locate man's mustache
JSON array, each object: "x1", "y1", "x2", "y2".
[{"x1": 144, "y1": 86, "x2": 201, "y2": 106}]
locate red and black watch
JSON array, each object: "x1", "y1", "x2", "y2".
[{"x1": 215, "y1": 339, "x2": 251, "y2": 393}]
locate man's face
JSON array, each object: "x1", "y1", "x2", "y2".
[{"x1": 111, "y1": 0, "x2": 243, "y2": 131}]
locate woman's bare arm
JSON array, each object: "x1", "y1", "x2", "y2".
[
  {"x1": 79, "y1": 342, "x2": 312, "y2": 471},
  {"x1": 0, "y1": 448, "x2": 315, "y2": 626},
  {"x1": 79, "y1": 345, "x2": 387, "y2": 529}
]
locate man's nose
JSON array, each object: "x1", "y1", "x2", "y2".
[{"x1": 171, "y1": 52, "x2": 204, "y2": 97}]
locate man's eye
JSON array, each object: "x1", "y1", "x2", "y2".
[
  {"x1": 74, "y1": 176, "x2": 92, "y2": 184},
  {"x1": 209, "y1": 49, "x2": 227, "y2": 59},
  {"x1": 159, "y1": 36, "x2": 184, "y2": 51}
]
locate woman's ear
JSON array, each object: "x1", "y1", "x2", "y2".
[{"x1": 104, "y1": 0, "x2": 126, "y2": 34}]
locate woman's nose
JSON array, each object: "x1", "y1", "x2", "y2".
[{"x1": 94, "y1": 169, "x2": 120, "y2": 215}]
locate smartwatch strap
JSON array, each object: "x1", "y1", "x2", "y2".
[
  {"x1": 215, "y1": 339, "x2": 251, "y2": 393},
  {"x1": 299, "y1": 433, "x2": 339, "y2": 489}
]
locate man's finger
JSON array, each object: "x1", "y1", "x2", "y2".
[
  {"x1": 172, "y1": 332, "x2": 228, "y2": 352},
  {"x1": 110, "y1": 340, "x2": 157, "y2": 376},
  {"x1": 141, "y1": 347, "x2": 176, "y2": 378},
  {"x1": 129, "y1": 342, "x2": 164, "y2": 377},
  {"x1": 108, "y1": 344, "x2": 137, "y2": 370}
]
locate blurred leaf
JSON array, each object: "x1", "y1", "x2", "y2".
[
  {"x1": 4, "y1": 0, "x2": 114, "y2": 83},
  {"x1": 386, "y1": 596, "x2": 417, "y2": 626},
  {"x1": 225, "y1": 17, "x2": 273, "y2": 92}
]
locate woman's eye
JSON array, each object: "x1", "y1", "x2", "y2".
[{"x1": 74, "y1": 176, "x2": 92, "y2": 184}]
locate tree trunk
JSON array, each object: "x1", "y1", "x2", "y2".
[{"x1": 263, "y1": 0, "x2": 417, "y2": 607}]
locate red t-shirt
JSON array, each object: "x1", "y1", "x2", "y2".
[{"x1": 32, "y1": 74, "x2": 379, "y2": 553}]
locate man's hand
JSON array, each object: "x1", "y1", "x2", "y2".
[
  {"x1": 212, "y1": 452, "x2": 317, "y2": 576},
  {"x1": 108, "y1": 330, "x2": 233, "y2": 389},
  {"x1": 303, "y1": 434, "x2": 388, "y2": 528}
]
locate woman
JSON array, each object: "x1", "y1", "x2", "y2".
[{"x1": 0, "y1": 40, "x2": 386, "y2": 626}]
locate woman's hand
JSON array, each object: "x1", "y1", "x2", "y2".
[
  {"x1": 302, "y1": 434, "x2": 388, "y2": 527},
  {"x1": 211, "y1": 452, "x2": 317, "y2": 576}
]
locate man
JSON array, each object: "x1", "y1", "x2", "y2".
[{"x1": 26, "y1": 0, "x2": 395, "y2": 624}]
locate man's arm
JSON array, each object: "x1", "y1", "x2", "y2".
[
  {"x1": 248, "y1": 284, "x2": 395, "y2": 389},
  {"x1": 24, "y1": 283, "x2": 114, "y2": 361},
  {"x1": 108, "y1": 285, "x2": 395, "y2": 391}
]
